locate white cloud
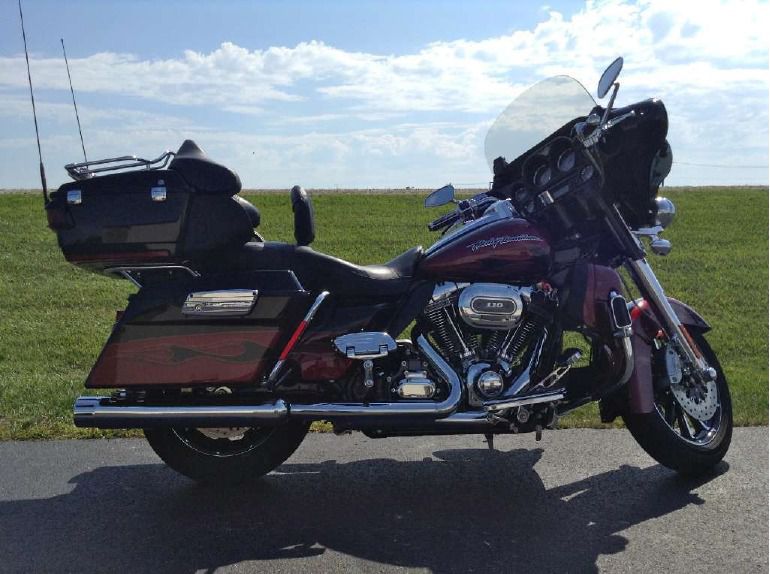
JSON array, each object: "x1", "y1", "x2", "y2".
[{"x1": 1, "y1": 0, "x2": 767, "y2": 188}]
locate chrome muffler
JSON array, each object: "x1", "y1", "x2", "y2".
[
  {"x1": 73, "y1": 335, "x2": 462, "y2": 429},
  {"x1": 74, "y1": 397, "x2": 290, "y2": 428}
]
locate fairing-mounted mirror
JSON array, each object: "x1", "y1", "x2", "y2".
[
  {"x1": 598, "y1": 57, "x2": 623, "y2": 98},
  {"x1": 424, "y1": 184, "x2": 456, "y2": 207}
]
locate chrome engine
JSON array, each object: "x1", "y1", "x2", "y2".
[{"x1": 423, "y1": 282, "x2": 549, "y2": 405}]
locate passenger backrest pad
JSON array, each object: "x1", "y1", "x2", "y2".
[
  {"x1": 291, "y1": 185, "x2": 315, "y2": 246},
  {"x1": 169, "y1": 140, "x2": 242, "y2": 195}
]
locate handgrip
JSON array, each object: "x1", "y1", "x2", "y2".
[{"x1": 428, "y1": 210, "x2": 459, "y2": 231}]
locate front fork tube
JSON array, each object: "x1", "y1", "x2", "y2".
[{"x1": 625, "y1": 258, "x2": 716, "y2": 383}]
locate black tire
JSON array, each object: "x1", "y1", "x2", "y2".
[
  {"x1": 144, "y1": 422, "x2": 309, "y2": 485},
  {"x1": 622, "y1": 330, "x2": 732, "y2": 476}
]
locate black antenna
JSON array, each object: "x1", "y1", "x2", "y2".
[
  {"x1": 17, "y1": 0, "x2": 48, "y2": 204},
  {"x1": 61, "y1": 38, "x2": 87, "y2": 163}
]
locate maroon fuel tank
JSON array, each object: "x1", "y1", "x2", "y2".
[{"x1": 418, "y1": 217, "x2": 552, "y2": 283}]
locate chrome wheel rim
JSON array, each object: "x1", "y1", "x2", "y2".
[
  {"x1": 653, "y1": 343, "x2": 722, "y2": 446},
  {"x1": 172, "y1": 427, "x2": 275, "y2": 458}
]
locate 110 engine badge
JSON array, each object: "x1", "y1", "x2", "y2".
[{"x1": 458, "y1": 283, "x2": 528, "y2": 329}]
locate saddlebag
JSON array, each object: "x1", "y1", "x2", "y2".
[{"x1": 85, "y1": 270, "x2": 311, "y2": 388}]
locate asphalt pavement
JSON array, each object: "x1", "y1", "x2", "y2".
[{"x1": 0, "y1": 428, "x2": 766, "y2": 573}]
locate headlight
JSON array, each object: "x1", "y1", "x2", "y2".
[{"x1": 655, "y1": 197, "x2": 676, "y2": 228}]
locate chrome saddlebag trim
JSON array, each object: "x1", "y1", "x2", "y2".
[{"x1": 182, "y1": 289, "x2": 259, "y2": 317}]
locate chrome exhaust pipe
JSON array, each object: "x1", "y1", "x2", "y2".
[
  {"x1": 73, "y1": 396, "x2": 289, "y2": 428},
  {"x1": 73, "y1": 335, "x2": 462, "y2": 429}
]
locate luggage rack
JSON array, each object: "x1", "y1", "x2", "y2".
[{"x1": 65, "y1": 151, "x2": 175, "y2": 181}]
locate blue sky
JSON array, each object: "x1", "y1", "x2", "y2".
[{"x1": 1, "y1": 0, "x2": 767, "y2": 189}]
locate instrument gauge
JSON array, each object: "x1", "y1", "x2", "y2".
[
  {"x1": 557, "y1": 149, "x2": 576, "y2": 172},
  {"x1": 512, "y1": 186, "x2": 529, "y2": 204},
  {"x1": 533, "y1": 165, "x2": 552, "y2": 187}
]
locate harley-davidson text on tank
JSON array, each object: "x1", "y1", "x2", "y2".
[
  {"x1": 420, "y1": 217, "x2": 552, "y2": 283},
  {"x1": 466, "y1": 234, "x2": 542, "y2": 253}
]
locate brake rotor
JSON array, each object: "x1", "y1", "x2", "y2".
[{"x1": 664, "y1": 347, "x2": 719, "y2": 420}]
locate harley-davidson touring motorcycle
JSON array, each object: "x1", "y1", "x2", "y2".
[{"x1": 45, "y1": 58, "x2": 731, "y2": 483}]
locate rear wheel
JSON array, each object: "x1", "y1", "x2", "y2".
[
  {"x1": 622, "y1": 330, "x2": 732, "y2": 476},
  {"x1": 144, "y1": 422, "x2": 309, "y2": 485}
]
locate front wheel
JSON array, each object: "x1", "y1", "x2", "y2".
[
  {"x1": 145, "y1": 422, "x2": 309, "y2": 485},
  {"x1": 622, "y1": 330, "x2": 732, "y2": 476}
]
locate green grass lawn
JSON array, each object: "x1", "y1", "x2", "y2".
[{"x1": 0, "y1": 187, "x2": 766, "y2": 439}]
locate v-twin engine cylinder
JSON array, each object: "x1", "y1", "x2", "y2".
[
  {"x1": 423, "y1": 282, "x2": 545, "y2": 400},
  {"x1": 423, "y1": 282, "x2": 531, "y2": 357}
]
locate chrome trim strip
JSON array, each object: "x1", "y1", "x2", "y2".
[
  {"x1": 266, "y1": 291, "x2": 330, "y2": 385},
  {"x1": 303, "y1": 291, "x2": 330, "y2": 323},
  {"x1": 182, "y1": 289, "x2": 258, "y2": 317}
]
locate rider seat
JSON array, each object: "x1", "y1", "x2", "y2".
[
  {"x1": 205, "y1": 242, "x2": 423, "y2": 298},
  {"x1": 198, "y1": 184, "x2": 422, "y2": 297}
]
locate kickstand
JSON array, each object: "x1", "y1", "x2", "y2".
[{"x1": 484, "y1": 432, "x2": 495, "y2": 450}]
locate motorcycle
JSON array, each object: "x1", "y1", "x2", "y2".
[{"x1": 45, "y1": 57, "x2": 732, "y2": 483}]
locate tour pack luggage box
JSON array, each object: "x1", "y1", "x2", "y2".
[{"x1": 46, "y1": 140, "x2": 259, "y2": 273}]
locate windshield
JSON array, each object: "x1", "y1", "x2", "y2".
[{"x1": 484, "y1": 75, "x2": 596, "y2": 171}]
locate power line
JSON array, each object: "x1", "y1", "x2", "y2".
[{"x1": 674, "y1": 161, "x2": 768, "y2": 169}]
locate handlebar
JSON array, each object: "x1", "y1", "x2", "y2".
[
  {"x1": 428, "y1": 210, "x2": 461, "y2": 231},
  {"x1": 427, "y1": 194, "x2": 497, "y2": 232}
]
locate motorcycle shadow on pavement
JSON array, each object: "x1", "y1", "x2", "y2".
[{"x1": 0, "y1": 446, "x2": 727, "y2": 574}]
